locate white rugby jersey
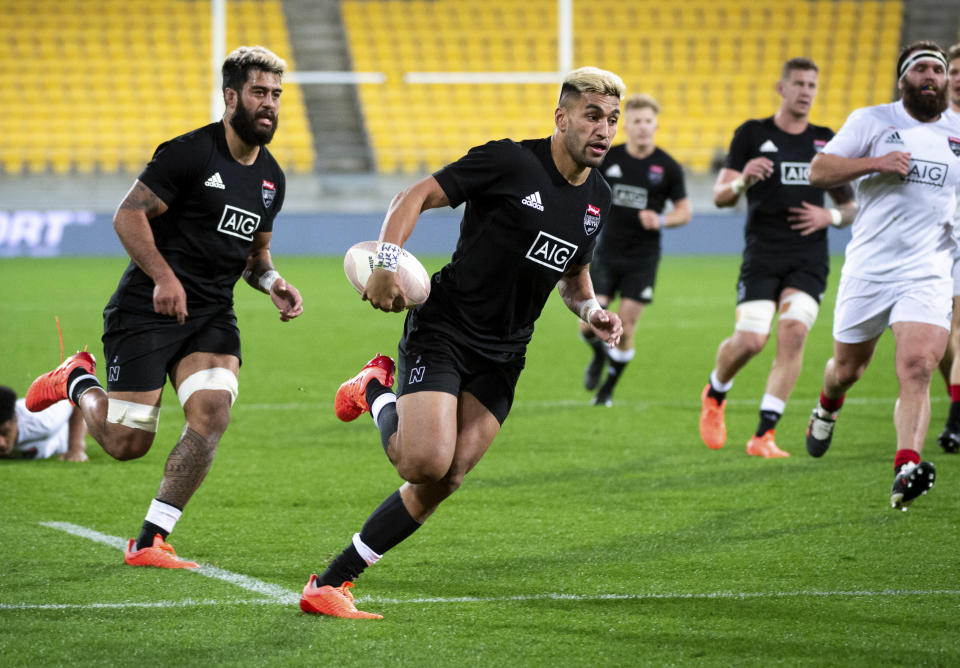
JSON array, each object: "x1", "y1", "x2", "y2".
[
  {"x1": 823, "y1": 100, "x2": 960, "y2": 281},
  {"x1": 13, "y1": 398, "x2": 71, "y2": 459}
]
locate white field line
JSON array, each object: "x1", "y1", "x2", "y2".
[
  {"x1": 4, "y1": 588, "x2": 960, "y2": 612},
  {"x1": 236, "y1": 395, "x2": 939, "y2": 412},
  {"x1": 38, "y1": 522, "x2": 299, "y2": 604}
]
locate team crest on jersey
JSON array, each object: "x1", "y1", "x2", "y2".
[
  {"x1": 648, "y1": 164, "x2": 664, "y2": 185},
  {"x1": 261, "y1": 180, "x2": 276, "y2": 208},
  {"x1": 813, "y1": 139, "x2": 827, "y2": 153},
  {"x1": 949, "y1": 137, "x2": 960, "y2": 157},
  {"x1": 583, "y1": 203, "x2": 601, "y2": 236},
  {"x1": 217, "y1": 204, "x2": 262, "y2": 241}
]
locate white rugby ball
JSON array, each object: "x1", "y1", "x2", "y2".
[{"x1": 343, "y1": 240, "x2": 431, "y2": 308}]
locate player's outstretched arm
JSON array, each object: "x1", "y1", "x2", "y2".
[
  {"x1": 365, "y1": 176, "x2": 450, "y2": 312},
  {"x1": 243, "y1": 232, "x2": 303, "y2": 322},
  {"x1": 558, "y1": 264, "x2": 622, "y2": 347},
  {"x1": 115, "y1": 180, "x2": 187, "y2": 324},
  {"x1": 809, "y1": 151, "x2": 911, "y2": 188},
  {"x1": 60, "y1": 405, "x2": 88, "y2": 462}
]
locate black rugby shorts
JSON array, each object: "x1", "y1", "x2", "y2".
[
  {"x1": 395, "y1": 329, "x2": 523, "y2": 425},
  {"x1": 590, "y1": 254, "x2": 660, "y2": 303},
  {"x1": 101, "y1": 306, "x2": 242, "y2": 392},
  {"x1": 736, "y1": 250, "x2": 828, "y2": 304}
]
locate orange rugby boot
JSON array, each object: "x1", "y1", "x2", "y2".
[
  {"x1": 746, "y1": 430, "x2": 790, "y2": 458},
  {"x1": 124, "y1": 535, "x2": 199, "y2": 569},
  {"x1": 299, "y1": 575, "x2": 383, "y2": 619},
  {"x1": 334, "y1": 354, "x2": 396, "y2": 422},
  {"x1": 699, "y1": 384, "x2": 727, "y2": 449},
  {"x1": 25, "y1": 351, "x2": 97, "y2": 412}
]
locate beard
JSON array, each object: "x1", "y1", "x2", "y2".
[
  {"x1": 901, "y1": 79, "x2": 948, "y2": 120},
  {"x1": 230, "y1": 97, "x2": 278, "y2": 146}
]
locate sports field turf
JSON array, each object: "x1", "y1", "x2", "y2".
[{"x1": 2, "y1": 255, "x2": 958, "y2": 667}]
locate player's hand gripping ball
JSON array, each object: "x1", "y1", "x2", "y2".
[{"x1": 343, "y1": 240, "x2": 431, "y2": 308}]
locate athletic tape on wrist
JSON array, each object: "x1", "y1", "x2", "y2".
[
  {"x1": 730, "y1": 177, "x2": 746, "y2": 195},
  {"x1": 828, "y1": 208, "x2": 843, "y2": 227},
  {"x1": 374, "y1": 242, "x2": 401, "y2": 272},
  {"x1": 580, "y1": 298, "x2": 602, "y2": 323},
  {"x1": 259, "y1": 269, "x2": 280, "y2": 293}
]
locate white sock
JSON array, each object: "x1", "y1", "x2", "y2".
[
  {"x1": 370, "y1": 392, "x2": 397, "y2": 424},
  {"x1": 710, "y1": 369, "x2": 733, "y2": 393},
  {"x1": 145, "y1": 499, "x2": 182, "y2": 534},
  {"x1": 759, "y1": 394, "x2": 786, "y2": 415}
]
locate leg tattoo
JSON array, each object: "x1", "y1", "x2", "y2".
[{"x1": 156, "y1": 426, "x2": 219, "y2": 509}]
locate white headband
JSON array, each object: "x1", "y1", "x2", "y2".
[{"x1": 899, "y1": 50, "x2": 947, "y2": 79}]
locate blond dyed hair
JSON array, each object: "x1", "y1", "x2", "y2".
[
  {"x1": 222, "y1": 45, "x2": 286, "y2": 96},
  {"x1": 624, "y1": 93, "x2": 660, "y2": 115},
  {"x1": 558, "y1": 67, "x2": 626, "y2": 105}
]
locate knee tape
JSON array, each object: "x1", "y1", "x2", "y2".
[
  {"x1": 779, "y1": 291, "x2": 820, "y2": 329},
  {"x1": 734, "y1": 300, "x2": 777, "y2": 335},
  {"x1": 176, "y1": 368, "x2": 239, "y2": 407},
  {"x1": 107, "y1": 399, "x2": 160, "y2": 433}
]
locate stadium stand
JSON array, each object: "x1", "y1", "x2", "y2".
[
  {"x1": 342, "y1": 0, "x2": 903, "y2": 174},
  {"x1": 0, "y1": 0, "x2": 315, "y2": 175}
]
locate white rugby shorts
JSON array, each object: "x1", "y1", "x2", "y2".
[{"x1": 833, "y1": 274, "x2": 952, "y2": 343}]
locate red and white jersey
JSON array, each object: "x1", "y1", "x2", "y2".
[{"x1": 824, "y1": 100, "x2": 960, "y2": 282}]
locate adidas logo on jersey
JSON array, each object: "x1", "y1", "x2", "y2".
[
  {"x1": 521, "y1": 191, "x2": 544, "y2": 211},
  {"x1": 759, "y1": 140, "x2": 779, "y2": 153},
  {"x1": 885, "y1": 131, "x2": 904, "y2": 144},
  {"x1": 605, "y1": 164, "x2": 623, "y2": 178},
  {"x1": 204, "y1": 172, "x2": 226, "y2": 189}
]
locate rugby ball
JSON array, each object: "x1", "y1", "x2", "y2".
[{"x1": 343, "y1": 241, "x2": 431, "y2": 307}]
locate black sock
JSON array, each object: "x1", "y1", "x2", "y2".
[
  {"x1": 359, "y1": 490, "x2": 422, "y2": 554},
  {"x1": 317, "y1": 490, "x2": 422, "y2": 588},
  {"x1": 948, "y1": 401, "x2": 960, "y2": 430},
  {"x1": 317, "y1": 543, "x2": 369, "y2": 587},
  {"x1": 598, "y1": 359, "x2": 629, "y2": 395},
  {"x1": 365, "y1": 379, "x2": 398, "y2": 454},
  {"x1": 707, "y1": 382, "x2": 727, "y2": 403},
  {"x1": 755, "y1": 410, "x2": 782, "y2": 437},
  {"x1": 135, "y1": 521, "x2": 168, "y2": 550},
  {"x1": 67, "y1": 366, "x2": 101, "y2": 405},
  {"x1": 375, "y1": 402, "x2": 398, "y2": 455}
]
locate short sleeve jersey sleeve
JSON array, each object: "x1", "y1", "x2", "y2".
[
  {"x1": 723, "y1": 121, "x2": 756, "y2": 172},
  {"x1": 822, "y1": 108, "x2": 875, "y2": 159}
]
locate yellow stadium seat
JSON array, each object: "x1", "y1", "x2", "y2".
[{"x1": 2, "y1": 0, "x2": 315, "y2": 174}]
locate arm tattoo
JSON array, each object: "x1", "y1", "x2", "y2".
[
  {"x1": 156, "y1": 427, "x2": 219, "y2": 509},
  {"x1": 118, "y1": 182, "x2": 166, "y2": 218}
]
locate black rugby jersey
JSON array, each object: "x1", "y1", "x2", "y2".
[
  {"x1": 108, "y1": 122, "x2": 285, "y2": 314},
  {"x1": 595, "y1": 144, "x2": 686, "y2": 260},
  {"x1": 411, "y1": 137, "x2": 611, "y2": 361},
  {"x1": 724, "y1": 117, "x2": 835, "y2": 254}
]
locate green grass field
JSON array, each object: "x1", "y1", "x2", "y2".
[{"x1": 1, "y1": 255, "x2": 958, "y2": 667}]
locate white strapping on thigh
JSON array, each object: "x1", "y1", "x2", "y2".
[
  {"x1": 778, "y1": 291, "x2": 820, "y2": 329},
  {"x1": 734, "y1": 300, "x2": 776, "y2": 335},
  {"x1": 106, "y1": 399, "x2": 160, "y2": 433},
  {"x1": 176, "y1": 368, "x2": 239, "y2": 407}
]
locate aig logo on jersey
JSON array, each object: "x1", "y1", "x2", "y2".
[
  {"x1": 217, "y1": 205, "x2": 261, "y2": 241},
  {"x1": 905, "y1": 159, "x2": 948, "y2": 187},
  {"x1": 781, "y1": 162, "x2": 811, "y2": 185},
  {"x1": 526, "y1": 231, "x2": 578, "y2": 272}
]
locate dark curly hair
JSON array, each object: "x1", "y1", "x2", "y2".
[{"x1": 0, "y1": 385, "x2": 17, "y2": 424}]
